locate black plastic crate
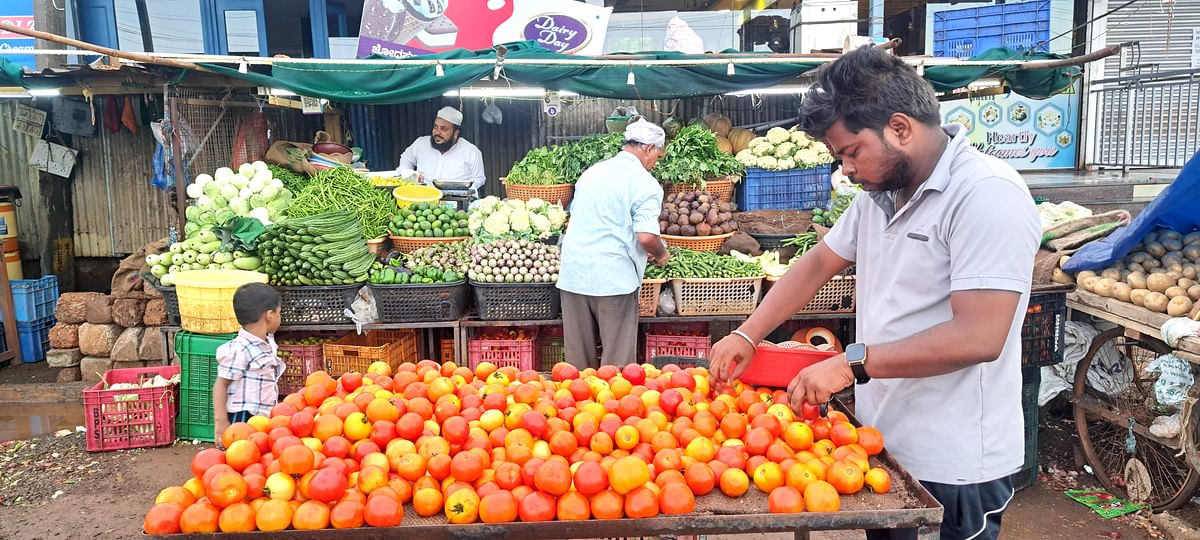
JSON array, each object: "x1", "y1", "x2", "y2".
[
  {"x1": 277, "y1": 285, "x2": 362, "y2": 325},
  {"x1": 748, "y1": 233, "x2": 794, "y2": 252},
  {"x1": 1021, "y1": 291, "x2": 1067, "y2": 367},
  {"x1": 651, "y1": 356, "x2": 710, "y2": 370},
  {"x1": 143, "y1": 273, "x2": 181, "y2": 326},
  {"x1": 471, "y1": 281, "x2": 560, "y2": 321},
  {"x1": 1013, "y1": 365, "x2": 1040, "y2": 491},
  {"x1": 368, "y1": 281, "x2": 469, "y2": 323}
]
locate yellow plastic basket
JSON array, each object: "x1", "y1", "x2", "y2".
[
  {"x1": 393, "y1": 185, "x2": 443, "y2": 208},
  {"x1": 172, "y1": 270, "x2": 269, "y2": 334}
]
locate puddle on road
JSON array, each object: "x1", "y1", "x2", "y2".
[{"x1": 0, "y1": 403, "x2": 85, "y2": 442}]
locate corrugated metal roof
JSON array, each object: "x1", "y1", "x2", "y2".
[
  {"x1": 0, "y1": 101, "x2": 46, "y2": 261},
  {"x1": 72, "y1": 98, "x2": 173, "y2": 257}
]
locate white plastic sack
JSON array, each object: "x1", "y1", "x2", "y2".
[
  {"x1": 1162, "y1": 317, "x2": 1200, "y2": 348},
  {"x1": 344, "y1": 287, "x2": 379, "y2": 334},
  {"x1": 657, "y1": 288, "x2": 677, "y2": 316},
  {"x1": 1147, "y1": 353, "x2": 1194, "y2": 409},
  {"x1": 663, "y1": 17, "x2": 704, "y2": 54},
  {"x1": 1039, "y1": 321, "x2": 1135, "y2": 406}
]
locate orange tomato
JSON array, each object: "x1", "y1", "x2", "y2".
[
  {"x1": 143, "y1": 503, "x2": 184, "y2": 535},
  {"x1": 658, "y1": 482, "x2": 695, "y2": 515},
  {"x1": 609, "y1": 456, "x2": 651, "y2": 495},
  {"x1": 827, "y1": 460, "x2": 865, "y2": 495},
  {"x1": 179, "y1": 500, "x2": 220, "y2": 533},
  {"x1": 684, "y1": 462, "x2": 716, "y2": 496},
  {"x1": 573, "y1": 460, "x2": 609, "y2": 496},
  {"x1": 857, "y1": 426, "x2": 885, "y2": 456},
  {"x1": 330, "y1": 500, "x2": 365, "y2": 529},
  {"x1": 414, "y1": 488, "x2": 444, "y2": 517},
  {"x1": 623, "y1": 486, "x2": 660, "y2": 518},
  {"x1": 533, "y1": 459, "x2": 572, "y2": 496},
  {"x1": 292, "y1": 500, "x2": 331, "y2": 530},
  {"x1": 786, "y1": 462, "x2": 821, "y2": 492},
  {"x1": 768, "y1": 486, "x2": 805, "y2": 513},
  {"x1": 206, "y1": 471, "x2": 248, "y2": 509},
  {"x1": 479, "y1": 490, "x2": 519, "y2": 523},
  {"x1": 518, "y1": 490, "x2": 557, "y2": 522},
  {"x1": 556, "y1": 491, "x2": 591, "y2": 521},
  {"x1": 364, "y1": 492, "x2": 404, "y2": 527},
  {"x1": 829, "y1": 422, "x2": 859, "y2": 447},
  {"x1": 752, "y1": 461, "x2": 784, "y2": 493},
  {"x1": 591, "y1": 489, "x2": 624, "y2": 519},
  {"x1": 444, "y1": 487, "x2": 480, "y2": 524},
  {"x1": 804, "y1": 480, "x2": 841, "y2": 512},
  {"x1": 864, "y1": 468, "x2": 892, "y2": 494},
  {"x1": 719, "y1": 467, "x2": 750, "y2": 497},
  {"x1": 255, "y1": 499, "x2": 294, "y2": 532}
]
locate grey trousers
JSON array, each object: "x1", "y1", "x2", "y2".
[{"x1": 560, "y1": 290, "x2": 639, "y2": 369}]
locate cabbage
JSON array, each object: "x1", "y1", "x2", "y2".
[
  {"x1": 269, "y1": 179, "x2": 284, "y2": 190},
  {"x1": 232, "y1": 174, "x2": 250, "y2": 189},
  {"x1": 185, "y1": 206, "x2": 203, "y2": 221},
  {"x1": 238, "y1": 187, "x2": 253, "y2": 199},
  {"x1": 209, "y1": 195, "x2": 227, "y2": 208},
  {"x1": 195, "y1": 173, "x2": 214, "y2": 187},
  {"x1": 248, "y1": 178, "x2": 265, "y2": 193},
  {"x1": 238, "y1": 163, "x2": 256, "y2": 177},
  {"x1": 249, "y1": 207, "x2": 272, "y2": 225},
  {"x1": 260, "y1": 185, "x2": 280, "y2": 200},
  {"x1": 219, "y1": 184, "x2": 239, "y2": 200},
  {"x1": 185, "y1": 183, "x2": 203, "y2": 199},
  {"x1": 183, "y1": 221, "x2": 201, "y2": 237},
  {"x1": 203, "y1": 181, "x2": 223, "y2": 197},
  {"x1": 214, "y1": 167, "x2": 234, "y2": 182},
  {"x1": 229, "y1": 196, "x2": 249, "y2": 215},
  {"x1": 249, "y1": 194, "x2": 269, "y2": 208},
  {"x1": 252, "y1": 161, "x2": 268, "y2": 172},
  {"x1": 215, "y1": 208, "x2": 236, "y2": 225}
]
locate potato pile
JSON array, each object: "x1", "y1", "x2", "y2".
[
  {"x1": 1075, "y1": 228, "x2": 1200, "y2": 317},
  {"x1": 659, "y1": 190, "x2": 739, "y2": 237}
]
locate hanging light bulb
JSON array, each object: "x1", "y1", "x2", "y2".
[
  {"x1": 627, "y1": 65, "x2": 636, "y2": 86},
  {"x1": 435, "y1": 61, "x2": 445, "y2": 77},
  {"x1": 238, "y1": 57, "x2": 249, "y2": 74},
  {"x1": 727, "y1": 61, "x2": 735, "y2": 76}
]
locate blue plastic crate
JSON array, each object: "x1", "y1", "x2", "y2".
[
  {"x1": 17, "y1": 317, "x2": 53, "y2": 363},
  {"x1": 736, "y1": 166, "x2": 832, "y2": 211},
  {"x1": 11, "y1": 275, "x2": 59, "y2": 323},
  {"x1": 933, "y1": 0, "x2": 1051, "y2": 59}
]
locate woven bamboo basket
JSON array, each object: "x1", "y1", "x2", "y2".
[
  {"x1": 661, "y1": 232, "x2": 734, "y2": 252},
  {"x1": 638, "y1": 279, "x2": 666, "y2": 317},
  {"x1": 503, "y1": 182, "x2": 574, "y2": 207},
  {"x1": 387, "y1": 235, "x2": 469, "y2": 253}
]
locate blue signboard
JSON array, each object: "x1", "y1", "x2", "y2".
[
  {"x1": 1, "y1": 0, "x2": 36, "y2": 71},
  {"x1": 939, "y1": 82, "x2": 1081, "y2": 170}
]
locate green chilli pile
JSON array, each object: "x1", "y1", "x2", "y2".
[
  {"x1": 644, "y1": 248, "x2": 763, "y2": 280},
  {"x1": 287, "y1": 167, "x2": 396, "y2": 239},
  {"x1": 257, "y1": 211, "x2": 375, "y2": 286}
]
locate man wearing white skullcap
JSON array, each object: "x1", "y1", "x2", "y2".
[
  {"x1": 557, "y1": 118, "x2": 671, "y2": 369},
  {"x1": 396, "y1": 106, "x2": 486, "y2": 193}
]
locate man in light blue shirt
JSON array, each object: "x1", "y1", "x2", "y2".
[{"x1": 557, "y1": 119, "x2": 672, "y2": 368}]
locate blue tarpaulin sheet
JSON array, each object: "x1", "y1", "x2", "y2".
[{"x1": 1063, "y1": 151, "x2": 1200, "y2": 272}]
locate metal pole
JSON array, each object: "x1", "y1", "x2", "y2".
[{"x1": 1122, "y1": 83, "x2": 1135, "y2": 172}]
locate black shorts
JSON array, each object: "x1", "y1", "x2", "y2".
[
  {"x1": 867, "y1": 475, "x2": 1015, "y2": 540},
  {"x1": 228, "y1": 411, "x2": 253, "y2": 423}
]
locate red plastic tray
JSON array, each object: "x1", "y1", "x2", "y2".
[{"x1": 737, "y1": 345, "x2": 838, "y2": 388}]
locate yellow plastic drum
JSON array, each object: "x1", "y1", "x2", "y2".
[
  {"x1": 393, "y1": 185, "x2": 443, "y2": 208},
  {"x1": 172, "y1": 270, "x2": 269, "y2": 334}
]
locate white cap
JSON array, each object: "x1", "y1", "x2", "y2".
[
  {"x1": 436, "y1": 106, "x2": 463, "y2": 126},
  {"x1": 624, "y1": 119, "x2": 666, "y2": 148}
]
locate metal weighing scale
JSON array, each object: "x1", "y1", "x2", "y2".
[{"x1": 433, "y1": 180, "x2": 477, "y2": 211}]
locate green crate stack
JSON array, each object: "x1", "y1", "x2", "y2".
[
  {"x1": 1013, "y1": 365, "x2": 1040, "y2": 491},
  {"x1": 175, "y1": 331, "x2": 236, "y2": 442},
  {"x1": 539, "y1": 336, "x2": 564, "y2": 371}
]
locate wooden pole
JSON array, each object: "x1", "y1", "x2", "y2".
[{"x1": 0, "y1": 21, "x2": 204, "y2": 71}]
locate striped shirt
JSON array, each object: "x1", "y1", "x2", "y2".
[{"x1": 216, "y1": 329, "x2": 284, "y2": 416}]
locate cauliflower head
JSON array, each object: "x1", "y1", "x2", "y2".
[
  {"x1": 777, "y1": 157, "x2": 796, "y2": 170},
  {"x1": 811, "y1": 141, "x2": 829, "y2": 154},
  {"x1": 752, "y1": 142, "x2": 776, "y2": 157},
  {"x1": 756, "y1": 155, "x2": 779, "y2": 170},
  {"x1": 736, "y1": 149, "x2": 758, "y2": 167},
  {"x1": 766, "y1": 127, "x2": 791, "y2": 145},
  {"x1": 530, "y1": 213, "x2": 551, "y2": 234},
  {"x1": 483, "y1": 212, "x2": 511, "y2": 237},
  {"x1": 510, "y1": 210, "x2": 532, "y2": 232},
  {"x1": 526, "y1": 198, "x2": 547, "y2": 211},
  {"x1": 790, "y1": 130, "x2": 811, "y2": 147},
  {"x1": 505, "y1": 198, "x2": 527, "y2": 212},
  {"x1": 477, "y1": 196, "x2": 502, "y2": 213},
  {"x1": 546, "y1": 207, "x2": 567, "y2": 229},
  {"x1": 774, "y1": 142, "x2": 797, "y2": 159}
]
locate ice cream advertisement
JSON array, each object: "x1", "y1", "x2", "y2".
[
  {"x1": 939, "y1": 82, "x2": 1080, "y2": 170},
  {"x1": 357, "y1": 0, "x2": 612, "y2": 59},
  {"x1": 0, "y1": 0, "x2": 35, "y2": 70}
]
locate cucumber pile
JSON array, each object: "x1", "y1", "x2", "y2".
[{"x1": 257, "y1": 211, "x2": 375, "y2": 286}]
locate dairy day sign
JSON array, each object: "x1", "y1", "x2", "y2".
[{"x1": 939, "y1": 82, "x2": 1080, "y2": 170}]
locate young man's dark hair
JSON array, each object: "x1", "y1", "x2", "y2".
[
  {"x1": 232, "y1": 283, "x2": 281, "y2": 325},
  {"x1": 799, "y1": 46, "x2": 941, "y2": 140}
]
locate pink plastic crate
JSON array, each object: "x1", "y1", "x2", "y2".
[
  {"x1": 84, "y1": 366, "x2": 180, "y2": 452},
  {"x1": 277, "y1": 331, "x2": 346, "y2": 396},
  {"x1": 645, "y1": 332, "x2": 711, "y2": 361},
  {"x1": 468, "y1": 338, "x2": 537, "y2": 371}
]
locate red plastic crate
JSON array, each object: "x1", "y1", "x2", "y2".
[
  {"x1": 645, "y1": 322, "x2": 708, "y2": 335},
  {"x1": 277, "y1": 331, "x2": 346, "y2": 395},
  {"x1": 469, "y1": 337, "x2": 537, "y2": 371},
  {"x1": 738, "y1": 345, "x2": 838, "y2": 388},
  {"x1": 84, "y1": 366, "x2": 180, "y2": 452},
  {"x1": 645, "y1": 332, "x2": 712, "y2": 362}
]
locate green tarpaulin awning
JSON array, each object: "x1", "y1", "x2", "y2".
[{"x1": 200, "y1": 41, "x2": 1079, "y2": 104}]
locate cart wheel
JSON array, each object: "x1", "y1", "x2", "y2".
[{"x1": 1073, "y1": 327, "x2": 1200, "y2": 510}]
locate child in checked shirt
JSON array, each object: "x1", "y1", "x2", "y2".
[{"x1": 212, "y1": 283, "x2": 283, "y2": 448}]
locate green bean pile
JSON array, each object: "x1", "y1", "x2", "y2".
[
  {"x1": 644, "y1": 248, "x2": 763, "y2": 279},
  {"x1": 287, "y1": 167, "x2": 396, "y2": 239},
  {"x1": 782, "y1": 232, "x2": 819, "y2": 255}
]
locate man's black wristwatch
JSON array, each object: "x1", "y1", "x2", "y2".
[{"x1": 846, "y1": 342, "x2": 870, "y2": 384}]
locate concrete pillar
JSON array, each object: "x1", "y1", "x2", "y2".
[{"x1": 34, "y1": 0, "x2": 68, "y2": 70}]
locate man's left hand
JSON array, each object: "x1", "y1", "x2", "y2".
[{"x1": 786, "y1": 354, "x2": 855, "y2": 411}]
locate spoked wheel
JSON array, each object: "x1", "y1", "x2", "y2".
[{"x1": 1073, "y1": 327, "x2": 1200, "y2": 510}]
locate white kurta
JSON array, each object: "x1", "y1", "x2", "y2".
[{"x1": 395, "y1": 136, "x2": 486, "y2": 191}]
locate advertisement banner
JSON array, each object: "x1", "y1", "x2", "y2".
[
  {"x1": 0, "y1": 0, "x2": 35, "y2": 71},
  {"x1": 939, "y1": 82, "x2": 1080, "y2": 170},
  {"x1": 357, "y1": 0, "x2": 612, "y2": 59}
]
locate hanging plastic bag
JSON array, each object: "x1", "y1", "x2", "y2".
[
  {"x1": 344, "y1": 287, "x2": 379, "y2": 334},
  {"x1": 1146, "y1": 353, "x2": 1194, "y2": 409},
  {"x1": 150, "y1": 141, "x2": 172, "y2": 191},
  {"x1": 657, "y1": 288, "x2": 677, "y2": 316},
  {"x1": 231, "y1": 111, "x2": 269, "y2": 168}
]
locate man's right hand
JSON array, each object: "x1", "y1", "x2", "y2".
[
  {"x1": 654, "y1": 252, "x2": 671, "y2": 266},
  {"x1": 213, "y1": 418, "x2": 230, "y2": 449},
  {"x1": 709, "y1": 334, "x2": 757, "y2": 386}
]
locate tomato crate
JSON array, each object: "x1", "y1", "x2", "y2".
[
  {"x1": 1021, "y1": 290, "x2": 1067, "y2": 367},
  {"x1": 440, "y1": 338, "x2": 456, "y2": 363},
  {"x1": 175, "y1": 331, "x2": 236, "y2": 392},
  {"x1": 277, "y1": 331, "x2": 347, "y2": 395},
  {"x1": 323, "y1": 329, "x2": 417, "y2": 377},
  {"x1": 539, "y1": 336, "x2": 565, "y2": 371},
  {"x1": 177, "y1": 387, "x2": 215, "y2": 442},
  {"x1": 645, "y1": 332, "x2": 711, "y2": 361},
  {"x1": 469, "y1": 336, "x2": 537, "y2": 371},
  {"x1": 84, "y1": 366, "x2": 180, "y2": 452}
]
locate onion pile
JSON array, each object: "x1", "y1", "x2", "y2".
[{"x1": 468, "y1": 240, "x2": 560, "y2": 284}]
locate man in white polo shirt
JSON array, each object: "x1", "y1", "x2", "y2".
[{"x1": 710, "y1": 46, "x2": 1040, "y2": 540}]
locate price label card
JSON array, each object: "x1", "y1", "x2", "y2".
[
  {"x1": 29, "y1": 139, "x2": 78, "y2": 178},
  {"x1": 12, "y1": 103, "x2": 46, "y2": 137}
]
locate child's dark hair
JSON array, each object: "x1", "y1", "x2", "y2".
[{"x1": 232, "y1": 283, "x2": 280, "y2": 325}]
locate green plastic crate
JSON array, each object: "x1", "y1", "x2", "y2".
[
  {"x1": 177, "y1": 388, "x2": 215, "y2": 442},
  {"x1": 174, "y1": 331, "x2": 234, "y2": 443},
  {"x1": 1013, "y1": 365, "x2": 1040, "y2": 491},
  {"x1": 539, "y1": 336, "x2": 564, "y2": 371}
]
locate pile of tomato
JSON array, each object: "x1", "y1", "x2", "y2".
[{"x1": 144, "y1": 360, "x2": 892, "y2": 534}]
